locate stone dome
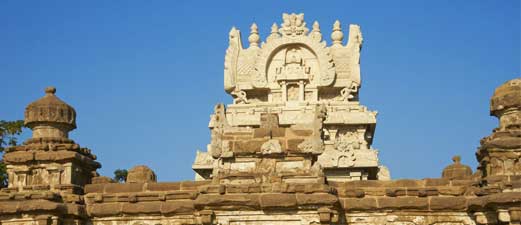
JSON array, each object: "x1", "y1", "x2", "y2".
[
  {"x1": 490, "y1": 78, "x2": 521, "y2": 117},
  {"x1": 126, "y1": 165, "x2": 157, "y2": 183},
  {"x1": 441, "y1": 155, "x2": 472, "y2": 180},
  {"x1": 24, "y1": 86, "x2": 76, "y2": 131}
]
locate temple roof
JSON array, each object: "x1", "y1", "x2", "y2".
[
  {"x1": 490, "y1": 78, "x2": 521, "y2": 117},
  {"x1": 24, "y1": 86, "x2": 77, "y2": 130}
]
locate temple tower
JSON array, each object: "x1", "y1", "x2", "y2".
[
  {"x1": 193, "y1": 13, "x2": 389, "y2": 183},
  {"x1": 477, "y1": 78, "x2": 521, "y2": 187},
  {"x1": 3, "y1": 87, "x2": 100, "y2": 192}
]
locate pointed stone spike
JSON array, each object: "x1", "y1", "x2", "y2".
[
  {"x1": 333, "y1": 20, "x2": 341, "y2": 30},
  {"x1": 313, "y1": 21, "x2": 320, "y2": 31},
  {"x1": 250, "y1": 23, "x2": 258, "y2": 33},
  {"x1": 271, "y1": 23, "x2": 278, "y2": 33}
]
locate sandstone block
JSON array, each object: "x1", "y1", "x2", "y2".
[
  {"x1": 147, "y1": 182, "x2": 181, "y2": 191},
  {"x1": 377, "y1": 197, "x2": 429, "y2": 210},
  {"x1": 0, "y1": 202, "x2": 18, "y2": 214},
  {"x1": 430, "y1": 196, "x2": 467, "y2": 210},
  {"x1": 233, "y1": 140, "x2": 265, "y2": 154},
  {"x1": 3, "y1": 151, "x2": 34, "y2": 163},
  {"x1": 287, "y1": 138, "x2": 305, "y2": 151},
  {"x1": 288, "y1": 128, "x2": 313, "y2": 137},
  {"x1": 165, "y1": 191, "x2": 198, "y2": 200},
  {"x1": 88, "y1": 203, "x2": 122, "y2": 216},
  {"x1": 437, "y1": 186, "x2": 466, "y2": 196},
  {"x1": 103, "y1": 183, "x2": 144, "y2": 193},
  {"x1": 84, "y1": 184, "x2": 105, "y2": 193},
  {"x1": 161, "y1": 200, "x2": 195, "y2": 214},
  {"x1": 424, "y1": 178, "x2": 450, "y2": 186},
  {"x1": 122, "y1": 202, "x2": 161, "y2": 214},
  {"x1": 296, "y1": 193, "x2": 337, "y2": 206},
  {"x1": 34, "y1": 151, "x2": 77, "y2": 161},
  {"x1": 180, "y1": 180, "x2": 211, "y2": 190},
  {"x1": 388, "y1": 179, "x2": 423, "y2": 187},
  {"x1": 342, "y1": 197, "x2": 378, "y2": 211},
  {"x1": 260, "y1": 193, "x2": 297, "y2": 209},
  {"x1": 194, "y1": 194, "x2": 260, "y2": 209}
]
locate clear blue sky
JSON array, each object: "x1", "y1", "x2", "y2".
[{"x1": 1, "y1": 1, "x2": 519, "y2": 181}]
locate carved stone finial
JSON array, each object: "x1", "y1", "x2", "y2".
[
  {"x1": 452, "y1": 155, "x2": 461, "y2": 164},
  {"x1": 331, "y1": 20, "x2": 344, "y2": 46},
  {"x1": 45, "y1": 86, "x2": 56, "y2": 95},
  {"x1": 248, "y1": 23, "x2": 260, "y2": 48},
  {"x1": 310, "y1": 21, "x2": 322, "y2": 41},
  {"x1": 267, "y1": 23, "x2": 280, "y2": 42}
]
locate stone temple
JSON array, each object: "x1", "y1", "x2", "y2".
[{"x1": 1, "y1": 13, "x2": 520, "y2": 225}]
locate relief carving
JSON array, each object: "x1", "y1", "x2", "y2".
[
  {"x1": 231, "y1": 90, "x2": 248, "y2": 104},
  {"x1": 279, "y1": 13, "x2": 308, "y2": 37}
]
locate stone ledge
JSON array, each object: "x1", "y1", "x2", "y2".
[
  {"x1": 377, "y1": 197, "x2": 429, "y2": 210},
  {"x1": 468, "y1": 192, "x2": 521, "y2": 210},
  {"x1": 84, "y1": 180, "x2": 210, "y2": 194},
  {"x1": 194, "y1": 194, "x2": 261, "y2": 210},
  {"x1": 0, "y1": 199, "x2": 75, "y2": 216},
  {"x1": 259, "y1": 193, "x2": 297, "y2": 209},
  {"x1": 84, "y1": 191, "x2": 198, "y2": 204},
  {"x1": 430, "y1": 196, "x2": 468, "y2": 210}
]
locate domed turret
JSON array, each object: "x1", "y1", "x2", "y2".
[
  {"x1": 476, "y1": 77, "x2": 521, "y2": 184},
  {"x1": 490, "y1": 78, "x2": 521, "y2": 131},
  {"x1": 441, "y1": 155, "x2": 472, "y2": 180},
  {"x1": 24, "y1": 86, "x2": 76, "y2": 139}
]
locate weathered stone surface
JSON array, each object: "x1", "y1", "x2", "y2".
[
  {"x1": 84, "y1": 183, "x2": 105, "y2": 193},
  {"x1": 122, "y1": 202, "x2": 161, "y2": 214},
  {"x1": 437, "y1": 186, "x2": 466, "y2": 196},
  {"x1": 430, "y1": 196, "x2": 467, "y2": 210},
  {"x1": 3, "y1": 151, "x2": 34, "y2": 163},
  {"x1": 147, "y1": 182, "x2": 182, "y2": 191},
  {"x1": 0, "y1": 202, "x2": 19, "y2": 214},
  {"x1": 24, "y1": 87, "x2": 77, "y2": 137},
  {"x1": 295, "y1": 193, "x2": 337, "y2": 206},
  {"x1": 126, "y1": 165, "x2": 157, "y2": 183},
  {"x1": 260, "y1": 193, "x2": 297, "y2": 209},
  {"x1": 194, "y1": 194, "x2": 260, "y2": 209},
  {"x1": 342, "y1": 197, "x2": 378, "y2": 211},
  {"x1": 233, "y1": 139, "x2": 265, "y2": 154},
  {"x1": 161, "y1": 200, "x2": 195, "y2": 214},
  {"x1": 103, "y1": 183, "x2": 145, "y2": 193},
  {"x1": 377, "y1": 197, "x2": 429, "y2": 210},
  {"x1": 88, "y1": 203, "x2": 122, "y2": 216}
]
